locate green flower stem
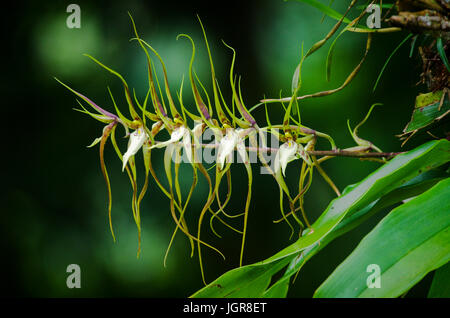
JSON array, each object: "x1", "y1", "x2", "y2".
[{"x1": 165, "y1": 141, "x2": 402, "y2": 159}]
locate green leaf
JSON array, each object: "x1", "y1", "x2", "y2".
[
  {"x1": 325, "y1": 31, "x2": 342, "y2": 82},
  {"x1": 191, "y1": 257, "x2": 291, "y2": 298},
  {"x1": 288, "y1": 0, "x2": 374, "y2": 32},
  {"x1": 437, "y1": 38, "x2": 450, "y2": 72},
  {"x1": 314, "y1": 178, "x2": 450, "y2": 298},
  {"x1": 409, "y1": 35, "x2": 418, "y2": 58},
  {"x1": 276, "y1": 140, "x2": 450, "y2": 259},
  {"x1": 356, "y1": 4, "x2": 393, "y2": 10},
  {"x1": 428, "y1": 262, "x2": 450, "y2": 298},
  {"x1": 291, "y1": 64, "x2": 300, "y2": 96},
  {"x1": 403, "y1": 90, "x2": 450, "y2": 134},
  {"x1": 264, "y1": 170, "x2": 448, "y2": 297},
  {"x1": 288, "y1": 0, "x2": 352, "y2": 24},
  {"x1": 190, "y1": 140, "x2": 450, "y2": 298},
  {"x1": 262, "y1": 278, "x2": 290, "y2": 298},
  {"x1": 373, "y1": 33, "x2": 413, "y2": 92}
]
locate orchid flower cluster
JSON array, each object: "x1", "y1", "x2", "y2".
[{"x1": 57, "y1": 14, "x2": 384, "y2": 284}]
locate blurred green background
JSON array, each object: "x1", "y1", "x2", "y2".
[{"x1": 3, "y1": 0, "x2": 435, "y2": 297}]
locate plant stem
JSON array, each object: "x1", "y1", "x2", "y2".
[{"x1": 163, "y1": 141, "x2": 404, "y2": 159}]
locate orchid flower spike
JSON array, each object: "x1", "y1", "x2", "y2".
[{"x1": 122, "y1": 126, "x2": 149, "y2": 171}]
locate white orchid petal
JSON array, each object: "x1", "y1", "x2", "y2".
[
  {"x1": 169, "y1": 126, "x2": 186, "y2": 142},
  {"x1": 217, "y1": 129, "x2": 239, "y2": 170},
  {"x1": 275, "y1": 141, "x2": 299, "y2": 176},
  {"x1": 182, "y1": 129, "x2": 193, "y2": 163},
  {"x1": 150, "y1": 126, "x2": 186, "y2": 149},
  {"x1": 152, "y1": 140, "x2": 173, "y2": 149},
  {"x1": 280, "y1": 141, "x2": 299, "y2": 176},
  {"x1": 122, "y1": 127, "x2": 148, "y2": 171}
]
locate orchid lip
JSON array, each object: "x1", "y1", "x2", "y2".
[
  {"x1": 122, "y1": 127, "x2": 149, "y2": 171},
  {"x1": 276, "y1": 140, "x2": 299, "y2": 176},
  {"x1": 150, "y1": 125, "x2": 186, "y2": 149},
  {"x1": 217, "y1": 129, "x2": 240, "y2": 170}
]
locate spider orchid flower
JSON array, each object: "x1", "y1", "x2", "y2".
[
  {"x1": 275, "y1": 140, "x2": 311, "y2": 176},
  {"x1": 151, "y1": 125, "x2": 193, "y2": 163},
  {"x1": 122, "y1": 126, "x2": 149, "y2": 171},
  {"x1": 216, "y1": 128, "x2": 252, "y2": 170}
]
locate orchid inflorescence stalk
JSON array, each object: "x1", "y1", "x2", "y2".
[{"x1": 57, "y1": 13, "x2": 389, "y2": 284}]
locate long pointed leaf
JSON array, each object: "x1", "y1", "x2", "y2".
[
  {"x1": 314, "y1": 178, "x2": 450, "y2": 298},
  {"x1": 191, "y1": 140, "x2": 450, "y2": 297}
]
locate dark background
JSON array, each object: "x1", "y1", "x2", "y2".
[{"x1": 2, "y1": 0, "x2": 434, "y2": 297}]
